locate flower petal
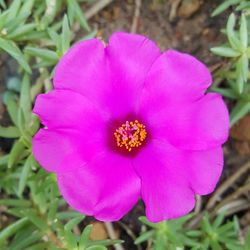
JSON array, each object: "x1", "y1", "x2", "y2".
[
  {"x1": 134, "y1": 140, "x2": 223, "y2": 222},
  {"x1": 53, "y1": 38, "x2": 108, "y2": 107},
  {"x1": 187, "y1": 147, "x2": 223, "y2": 195},
  {"x1": 142, "y1": 49, "x2": 212, "y2": 104},
  {"x1": 33, "y1": 89, "x2": 109, "y2": 129},
  {"x1": 140, "y1": 93, "x2": 229, "y2": 150},
  {"x1": 32, "y1": 127, "x2": 106, "y2": 173},
  {"x1": 134, "y1": 140, "x2": 195, "y2": 223},
  {"x1": 104, "y1": 32, "x2": 161, "y2": 119},
  {"x1": 57, "y1": 151, "x2": 140, "y2": 221},
  {"x1": 54, "y1": 33, "x2": 161, "y2": 119}
]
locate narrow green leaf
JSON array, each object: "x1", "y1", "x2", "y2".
[
  {"x1": 6, "y1": 0, "x2": 22, "y2": 22},
  {"x1": 3, "y1": 91, "x2": 19, "y2": 126},
  {"x1": 5, "y1": 11, "x2": 30, "y2": 33},
  {"x1": 236, "y1": 55, "x2": 248, "y2": 93},
  {"x1": 210, "y1": 87, "x2": 238, "y2": 99},
  {"x1": 86, "y1": 246, "x2": 107, "y2": 250},
  {"x1": 226, "y1": 13, "x2": 242, "y2": 51},
  {"x1": 213, "y1": 213, "x2": 225, "y2": 229},
  {"x1": 48, "y1": 28, "x2": 60, "y2": 47},
  {"x1": 210, "y1": 47, "x2": 241, "y2": 57},
  {"x1": 79, "y1": 225, "x2": 93, "y2": 249},
  {"x1": 0, "y1": 199, "x2": 30, "y2": 207},
  {"x1": 0, "y1": 10, "x2": 9, "y2": 30},
  {"x1": 0, "y1": 126, "x2": 20, "y2": 138},
  {"x1": 19, "y1": 0, "x2": 35, "y2": 16},
  {"x1": 24, "y1": 211, "x2": 47, "y2": 231},
  {"x1": 135, "y1": 230, "x2": 155, "y2": 244},
  {"x1": 0, "y1": 217, "x2": 29, "y2": 245},
  {"x1": 211, "y1": 0, "x2": 240, "y2": 17},
  {"x1": 7, "y1": 23, "x2": 36, "y2": 40},
  {"x1": 67, "y1": 0, "x2": 90, "y2": 31},
  {"x1": 18, "y1": 155, "x2": 32, "y2": 197},
  {"x1": 65, "y1": 215, "x2": 85, "y2": 231},
  {"x1": 8, "y1": 139, "x2": 25, "y2": 168},
  {"x1": 61, "y1": 15, "x2": 71, "y2": 54},
  {"x1": 230, "y1": 101, "x2": 250, "y2": 126},
  {"x1": 139, "y1": 216, "x2": 159, "y2": 228},
  {"x1": 0, "y1": 37, "x2": 31, "y2": 73},
  {"x1": 244, "y1": 228, "x2": 250, "y2": 250},
  {"x1": 25, "y1": 46, "x2": 58, "y2": 62},
  {"x1": 57, "y1": 211, "x2": 82, "y2": 220},
  {"x1": 20, "y1": 74, "x2": 31, "y2": 124},
  {"x1": 236, "y1": 2, "x2": 250, "y2": 11},
  {"x1": 240, "y1": 14, "x2": 248, "y2": 48},
  {"x1": 48, "y1": 198, "x2": 59, "y2": 222}
]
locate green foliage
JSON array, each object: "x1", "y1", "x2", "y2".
[
  {"x1": 210, "y1": 1, "x2": 250, "y2": 126},
  {"x1": 0, "y1": 0, "x2": 250, "y2": 249},
  {"x1": 136, "y1": 213, "x2": 244, "y2": 250}
]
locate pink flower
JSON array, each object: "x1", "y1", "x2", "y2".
[{"x1": 32, "y1": 32, "x2": 229, "y2": 222}]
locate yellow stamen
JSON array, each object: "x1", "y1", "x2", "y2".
[{"x1": 114, "y1": 120, "x2": 147, "y2": 152}]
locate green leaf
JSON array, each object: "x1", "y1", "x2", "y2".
[
  {"x1": 139, "y1": 216, "x2": 159, "y2": 228},
  {"x1": 24, "y1": 210, "x2": 47, "y2": 231},
  {"x1": 79, "y1": 225, "x2": 93, "y2": 249},
  {"x1": 230, "y1": 100, "x2": 250, "y2": 126},
  {"x1": 236, "y1": 2, "x2": 250, "y2": 11},
  {"x1": 236, "y1": 55, "x2": 248, "y2": 93},
  {"x1": 61, "y1": 15, "x2": 71, "y2": 54},
  {"x1": 64, "y1": 215, "x2": 85, "y2": 231},
  {"x1": 135, "y1": 230, "x2": 155, "y2": 244},
  {"x1": 0, "y1": 37, "x2": 31, "y2": 73},
  {"x1": 0, "y1": 126, "x2": 20, "y2": 138},
  {"x1": 210, "y1": 87, "x2": 238, "y2": 99},
  {"x1": 18, "y1": 155, "x2": 33, "y2": 197},
  {"x1": 210, "y1": 47, "x2": 241, "y2": 57},
  {"x1": 240, "y1": 14, "x2": 248, "y2": 48},
  {"x1": 8, "y1": 139, "x2": 25, "y2": 168},
  {"x1": 0, "y1": 199, "x2": 30, "y2": 207},
  {"x1": 211, "y1": 0, "x2": 241, "y2": 17},
  {"x1": 6, "y1": 0, "x2": 22, "y2": 22},
  {"x1": 19, "y1": 0, "x2": 35, "y2": 16},
  {"x1": 67, "y1": 0, "x2": 90, "y2": 31},
  {"x1": 48, "y1": 198, "x2": 59, "y2": 222},
  {"x1": 226, "y1": 13, "x2": 242, "y2": 51},
  {"x1": 4, "y1": 91, "x2": 19, "y2": 126},
  {"x1": 20, "y1": 74, "x2": 32, "y2": 124},
  {"x1": 0, "y1": 217, "x2": 29, "y2": 245},
  {"x1": 25, "y1": 46, "x2": 59, "y2": 62},
  {"x1": 86, "y1": 246, "x2": 107, "y2": 250},
  {"x1": 7, "y1": 23, "x2": 36, "y2": 40},
  {"x1": 244, "y1": 228, "x2": 250, "y2": 250}
]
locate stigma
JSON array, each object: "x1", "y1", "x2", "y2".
[{"x1": 114, "y1": 120, "x2": 147, "y2": 152}]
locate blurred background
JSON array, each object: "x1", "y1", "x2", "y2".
[{"x1": 0, "y1": 0, "x2": 250, "y2": 249}]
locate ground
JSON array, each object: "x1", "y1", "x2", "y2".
[{"x1": 0, "y1": 0, "x2": 249, "y2": 249}]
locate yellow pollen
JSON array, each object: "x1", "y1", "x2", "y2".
[{"x1": 114, "y1": 120, "x2": 147, "y2": 152}]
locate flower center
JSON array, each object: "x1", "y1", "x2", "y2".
[{"x1": 114, "y1": 120, "x2": 147, "y2": 152}]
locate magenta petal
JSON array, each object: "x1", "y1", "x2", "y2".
[
  {"x1": 141, "y1": 93, "x2": 229, "y2": 150},
  {"x1": 53, "y1": 39, "x2": 108, "y2": 105},
  {"x1": 187, "y1": 147, "x2": 223, "y2": 195},
  {"x1": 142, "y1": 49, "x2": 212, "y2": 104},
  {"x1": 57, "y1": 151, "x2": 140, "y2": 221},
  {"x1": 53, "y1": 33, "x2": 161, "y2": 119},
  {"x1": 102, "y1": 32, "x2": 161, "y2": 119},
  {"x1": 134, "y1": 140, "x2": 195, "y2": 223},
  {"x1": 33, "y1": 89, "x2": 109, "y2": 129},
  {"x1": 33, "y1": 127, "x2": 105, "y2": 173}
]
